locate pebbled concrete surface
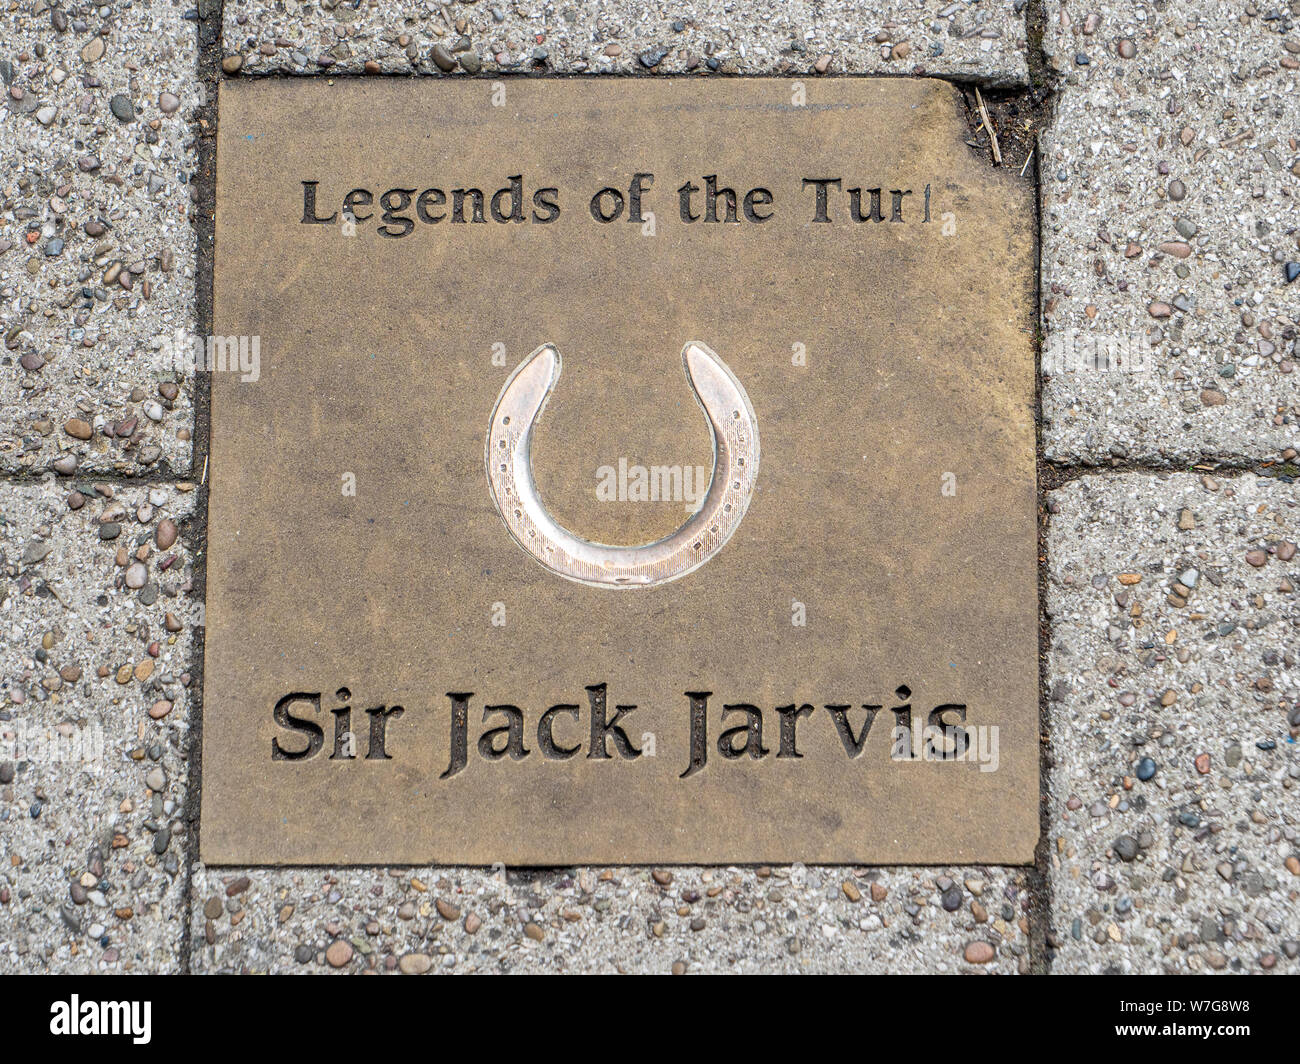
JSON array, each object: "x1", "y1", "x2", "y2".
[
  {"x1": 1046, "y1": 471, "x2": 1299, "y2": 973},
  {"x1": 1039, "y1": 1, "x2": 1300, "y2": 465},
  {"x1": 190, "y1": 863, "x2": 1031, "y2": 973},
  {"x1": 0, "y1": 0, "x2": 200, "y2": 477},
  {"x1": 219, "y1": 0, "x2": 1029, "y2": 83},
  {"x1": 0, "y1": 479, "x2": 199, "y2": 972}
]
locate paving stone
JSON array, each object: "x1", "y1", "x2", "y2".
[
  {"x1": 204, "y1": 76, "x2": 1039, "y2": 868},
  {"x1": 0, "y1": 1, "x2": 199, "y2": 476},
  {"x1": 1040, "y1": 1, "x2": 1300, "y2": 464},
  {"x1": 1047, "y1": 471, "x2": 1300, "y2": 973},
  {"x1": 219, "y1": 0, "x2": 1028, "y2": 83},
  {"x1": 0, "y1": 480, "x2": 199, "y2": 972},
  {"x1": 189, "y1": 863, "x2": 1031, "y2": 973}
]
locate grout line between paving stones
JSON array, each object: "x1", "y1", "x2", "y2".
[
  {"x1": 1029, "y1": 69, "x2": 1051, "y2": 984},
  {"x1": 2, "y1": 457, "x2": 1289, "y2": 491},
  {"x1": 221, "y1": 70, "x2": 1020, "y2": 83},
  {"x1": 1027, "y1": 0, "x2": 1055, "y2": 977},
  {"x1": 175, "y1": 0, "x2": 222, "y2": 976}
]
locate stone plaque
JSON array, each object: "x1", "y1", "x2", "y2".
[{"x1": 202, "y1": 78, "x2": 1038, "y2": 865}]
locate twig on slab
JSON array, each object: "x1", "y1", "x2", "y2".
[{"x1": 974, "y1": 87, "x2": 1002, "y2": 166}]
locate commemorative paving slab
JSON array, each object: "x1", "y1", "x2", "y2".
[
  {"x1": 1040, "y1": 1, "x2": 1300, "y2": 465},
  {"x1": 0, "y1": 479, "x2": 199, "y2": 973},
  {"x1": 219, "y1": 0, "x2": 1029, "y2": 84},
  {"x1": 204, "y1": 77, "x2": 1039, "y2": 867},
  {"x1": 1046, "y1": 471, "x2": 1300, "y2": 974},
  {"x1": 189, "y1": 863, "x2": 1031, "y2": 973},
  {"x1": 0, "y1": 0, "x2": 200, "y2": 477}
]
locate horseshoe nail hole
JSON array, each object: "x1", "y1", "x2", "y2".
[
  {"x1": 502, "y1": 416, "x2": 511, "y2": 425},
  {"x1": 693, "y1": 542, "x2": 702, "y2": 550},
  {"x1": 732, "y1": 410, "x2": 740, "y2": 419},
  {"x1": 498, "y1": 439, "x2": 506, "y2": 449},
  {"x1": 732, "y1": 481, "x2": 740, "y2": 489},
  {"x1": 724, "y1": 503, "x2": 732, "y2": 512},
  {"x1": 499, "y1": 464, "x2": 507, "y2": 472},
  {"x1": 737, "y1": 458, "x2": 745, "y2": 466}
]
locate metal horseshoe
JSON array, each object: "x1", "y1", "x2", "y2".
[{"x1": 486, "y1": 341, "x2": 760, "y2": 589}]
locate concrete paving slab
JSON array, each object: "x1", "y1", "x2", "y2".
[
  {"x1": 0, "y1": 479, "x2": 199, "y2": 972},
  {"x1": 1046, "y1": 470, "x2": 1300, "y2": 973},
  {"x1": 219, "y1": 0, "x2": 1029, "y2": 83},
  {"x1": 190, "y1": 862, "x2": 1032, "y2": 973},
  {"x1": 1040, "y1": 1, "x2": 1300, "y2": 464},
  {"x1": 0, "y1": 1, "x2": 199, "y2": 477}
]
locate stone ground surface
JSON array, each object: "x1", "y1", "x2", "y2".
[
  {"x1": 3, "y1": 0, "x2": 1298, "y2": 974},
  {"x1": 0, "y1": 481, "x2": 198, "y2": 972},
  {"x1": 219, "y1": 0, "x2": 1029, "y2": 83},
  {"x1": 1040, "y1": 0, "x2": 1300, "y2": 464},
  {"x1": 1047, "y1": 472, "x2": 1298, "y2": 974},
  {"x1": 1, "y1": 0, "x2": 199, "y2": 478},
  {"x1": 191, "y1": 865, "x2": 1031, "y2": 974}
]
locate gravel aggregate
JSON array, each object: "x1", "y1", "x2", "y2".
[
  {"x1": 218, "y1": 0, "x2": 1029, "y2": 83},
  {"x1": 1047, "y1": 471, "x2": 1299, "y2": 973},
  {"x1": 1, "y1": 0, "x2": 200, "y2": 476},
  {"x1": 0, "y1": 480, "x2": 198, "y2": 972},
  {"x1": 1040, "y1": 1, "x2": 1300, "y2": 464}
]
